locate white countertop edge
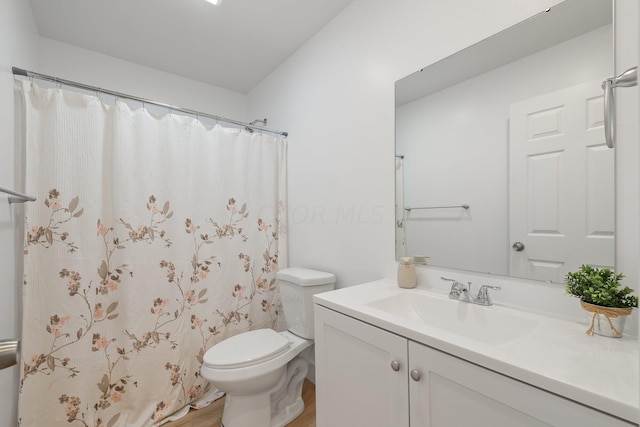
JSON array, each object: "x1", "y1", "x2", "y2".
[{"x1": 313, "y1": 279, "x2": 639, "y2": 424}]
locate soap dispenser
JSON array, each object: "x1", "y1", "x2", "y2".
[{"x1": 397, "y1": 257, "x2": 417, "y2": 289}]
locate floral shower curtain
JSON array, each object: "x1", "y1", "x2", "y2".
[{"x1": 16, "y1": 81, "x2": 288, "y2": 426}]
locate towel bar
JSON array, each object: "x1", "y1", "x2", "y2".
[
  {"x1": 0, "y1": 186, "x2": 36, "y2": 203},
  {"x1": 0, "y1": 339, "x2": 19, "y2": 370},
  {"x1": 405, "y1": 204, "x2": 470, "y2": 211}
]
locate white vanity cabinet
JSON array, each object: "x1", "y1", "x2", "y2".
[
  {"x1": 314, "y1": 305, "x2": 409, "y2": 427},
  {"x1": 408, "y1": 342, "x2": 634, "y2": 427},
  {"x1": 314, "y1": 304, "x2": 636, "y2": 427}
]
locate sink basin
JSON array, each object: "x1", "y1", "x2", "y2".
[{"x1": 365, "y1": 291, "x2": 540, "y2": 345}]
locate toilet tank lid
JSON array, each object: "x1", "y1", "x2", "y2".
[{"x1": 276, "y1": 267, "x2": 335, "y2": 286}]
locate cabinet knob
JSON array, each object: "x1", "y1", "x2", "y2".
[
  {"x1": 410, "y1": 369, "x2": 421, "y2": 381},
  {"x1": 390, "y1": 360, "x2": 401, "y2": 372}
]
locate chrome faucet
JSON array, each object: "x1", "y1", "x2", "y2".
[
  {"x1": 476, "y1": 284, "x2": 502, "y2": 306},
  {"x1": 441, "y1": 277, "x2": 501, "y2": 306},
  {"x1": 442, "y1": 277, "x2": 473, "y2": 302}
]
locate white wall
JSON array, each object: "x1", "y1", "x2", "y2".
[
  {"x1": 615, "y1": 5, "x2": 640, "y2": 419},
  {"x1": 37, "y1": 37, "x2": 248, "y2": 123},
  {"x1": 397, "y1": 25, "x2": 612, "y2": 276},
  {"x1": 615, "y1": 0, "x2": 640, "y2": 317},
  {"x1": 247, "y1": 0, "x2": 568, "y2": 288},
  {"x1": 0, "y1": 1, "x2": 39, "y2": 426}
]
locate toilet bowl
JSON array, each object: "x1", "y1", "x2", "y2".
[{"x1": 200, "y1": 267, "x2": 335, "y2": 427}]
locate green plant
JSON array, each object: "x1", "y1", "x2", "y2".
[{"x1": 565, "y1": 265, "x2": 638, "y2": 308}]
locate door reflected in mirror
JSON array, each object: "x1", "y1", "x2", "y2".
[{"x1": 395, "y1": 0, "x2": 613, "y2": 283}]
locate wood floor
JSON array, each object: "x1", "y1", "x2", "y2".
[{"x1": 163, "y1": 379, "x2": 316, "y2": 427}]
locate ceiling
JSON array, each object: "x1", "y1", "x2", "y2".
[{"x1": 29, "y1": 0, "x2": 354, "y2": 94}]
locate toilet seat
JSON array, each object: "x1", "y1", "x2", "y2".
[{"x1": 204, "y1": 329, "x2": 291, "y2": 369}]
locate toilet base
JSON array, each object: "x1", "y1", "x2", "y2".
[
  {"x1": 220, "y1": 356, "x2": 308, "y2": 427},
  {"x1": 271, "y1": 395, "x2": 304, "y2": 427},
  {"x1": 221, "y1": 391, "x2": 272, "y2": 427},
  {"x1": 221, "y1": 395, "x2": 304, "y2": 427},
  {"x1": 271, "y1": 356, "x2": 308, "y2": 427}
]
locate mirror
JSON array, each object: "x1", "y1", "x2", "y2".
[{"x1": 395, "y1": 0, "x2": 613, "y2": 283}]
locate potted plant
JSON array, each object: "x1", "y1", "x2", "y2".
[{"x1": 565, "y1": 265, "x2": 638, "y2": 337}]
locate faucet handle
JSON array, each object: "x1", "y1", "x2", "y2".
[
  {"x1": 476, "y1": 285, "x2": 501, "y2": 305},
  {"x1": 442, "y1": 277, "x2": 470, "y2": 297},
  {"x1": 441, "y1": 276, "x2": 459, "y2": 291}
]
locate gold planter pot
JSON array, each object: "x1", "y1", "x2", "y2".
[{"x1": 580, "y1": 300, "x2": 632, "y2": 338}]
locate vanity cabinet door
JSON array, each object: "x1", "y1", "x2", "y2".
[
  {"x1": 314, "y1": 305, "x2": 409, "y2": 427},
  {"x1": 408, "y1": 341, "x2": 635, "y2": 427}
]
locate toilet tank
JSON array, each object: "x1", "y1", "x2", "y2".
[{"x1": 277, "y1": 267, "x2": 335, "y2": 339}]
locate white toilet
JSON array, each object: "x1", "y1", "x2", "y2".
[{"x1": 201, "y1": 267, "x2": 335, "y2": 427}]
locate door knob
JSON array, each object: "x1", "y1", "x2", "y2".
[
  {"x1": 512, "y1": 241, "x2": 525, "y2": 251},
  {"x1": 410, "y1": 369, "x2": 421, "y2": 381},
  {"x1": 390, "y1": 360, "x2": 400, "y2": 372}
]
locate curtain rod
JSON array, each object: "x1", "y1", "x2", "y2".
[{"x1": 12, "y1": 67, "x2": 288, "y2": 138}]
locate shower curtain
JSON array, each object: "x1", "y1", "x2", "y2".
[{"x1": 16, "y1": 81, "x2": 288, "y2": 426}]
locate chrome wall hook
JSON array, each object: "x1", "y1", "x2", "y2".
[
  {"x1": 602, "y1": 66, "x2": 637, "y2": 148},
  {"x1": 0, "y1": 339, "x2": 19, "y2": 370}
]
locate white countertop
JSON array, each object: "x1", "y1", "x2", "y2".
[{"x1": 314, "y1": 279, "x2": 639, "y2": 424}]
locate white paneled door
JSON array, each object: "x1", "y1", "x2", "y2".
[{"x1": 509, "y1": 79, "x2": 615, "y2": 282}]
